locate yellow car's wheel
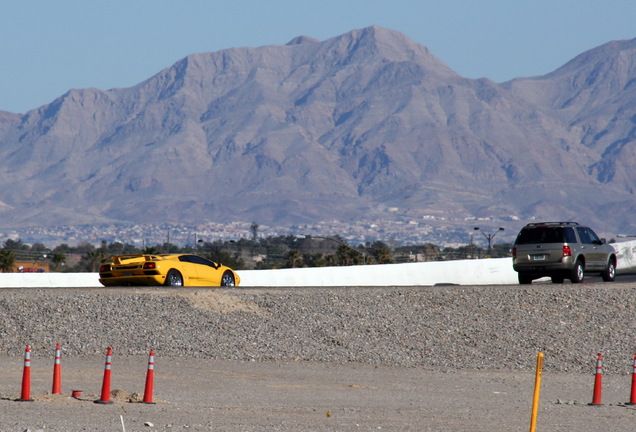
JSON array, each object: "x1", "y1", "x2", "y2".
[
  {"x1": 221, "y1": 271, "x2": 235, "y2": 287},
  {"x1": 165, "y1": 269, "x2": 184, "y2": 286}
]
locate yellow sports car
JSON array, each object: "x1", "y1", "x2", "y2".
[{"x1": 98, "y1": 254, "x2": 240, "y2": 287}]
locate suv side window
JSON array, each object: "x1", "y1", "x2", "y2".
[
  {"x1": 564, "y1": 227, "x2": 577, "y2": 243},
  {"x1": 576, "y1": 227, "x2": 593, "y2": 244},
  {"x1": 585, "y1": 228, "x2": 602, "y2": 245}
]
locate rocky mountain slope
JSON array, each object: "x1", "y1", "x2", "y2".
[{"x1": 1, "y1": 27, "x2": 635, "y2": 233}]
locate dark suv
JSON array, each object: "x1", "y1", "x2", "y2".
[{"x1": 512, "y1": 222, "x2": 617, "y2": 284}]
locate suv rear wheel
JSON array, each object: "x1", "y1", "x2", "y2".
[{"x1": 570, "y1": 260, "x2": 584, "y2": 283}]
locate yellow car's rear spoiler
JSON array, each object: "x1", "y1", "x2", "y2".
[{"x1": 105, "y1": 254, "x2": 166, "y2": 265}]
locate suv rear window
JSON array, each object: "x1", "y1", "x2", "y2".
[{"x1": 515, "y1": 227, "x2": 577, "y2": 244}]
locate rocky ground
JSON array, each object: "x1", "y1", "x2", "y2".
[{"x1": 1, "y1": 283, "x2": 635, "y2": 431}]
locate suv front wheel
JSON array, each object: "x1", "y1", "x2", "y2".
[
  {"x1": 570, "y1": 260, "x2": 584, "y2": 283},
  {"x1": 602, "y1": 260, "x2": 616, "y2": 282}
]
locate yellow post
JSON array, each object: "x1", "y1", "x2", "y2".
[{"x1": 529, "y1": 352, "x2": 544, "y2": 432}]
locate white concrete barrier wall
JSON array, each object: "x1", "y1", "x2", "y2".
[
  {"x1": 1, "y1": 240, "x2": 635, "y2": 288},
  {"x1": 0, "y1": 272, "x2": 103, "y2": 288},
  {"x1": 237, "y1": 257, "x2": 518, "y2": 287},
  {"x1": 616, "y1": 239, "x2": 636, "y2": 269}
]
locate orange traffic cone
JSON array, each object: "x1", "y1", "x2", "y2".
[
  {"x1": 17, "y1": 345, "x2": 34, "y2": 402},
  {"x1": 95, "y1": 347, "x2": 114, "y2": 404},
  {"x1": 590, "y1": 353, "x2": 603, "y2": 406},
  {"x1": 627, "y1": 353, "x2": 636, "y2": 405},
  {"x1": 52, "y1": 343, "x2": 62, "y2": 395},
  {"x1": 143, "y1": 348, "x2": 155, "y2": 404}
]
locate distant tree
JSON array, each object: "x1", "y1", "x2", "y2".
[
  {"x1": 99, "y1": 241, "x2": 139, "y2": 256},
  {"x1": 52, "y1": 243, "x2": 73, "y2": 254},
  {"x1": 301, "y1": 253, "x2": 327, "y2": 268},
  {"x1": 335, "y1": 244, "x2": 364, "y2": 266},
  {"x1": 3, "y1": 239, "x2": 28, "y2": 251},
  {"x1": 323, "y1": 253, "x2": 340, "y2": 267},
  {"x1": 142, "y1": 246, "x2": 161, "y2": 254},
  {"x1": 106, "y1": 241, "x2": 125, "y2": 256},
  {"x1": 285, "y1": 250, "x2": 304, "y2": 268},
  {"x1": 492, "y1": 243, "x2": 513, "y2": 258},
  {"x1": 74, "y1": 242, "x2": 96, "y2": 255},
  {"x1": 203, "y1": 250, "x2": 245, "y2": 270},
  {"x1": 0, "y1": 250, "x2": 16, "y2": 272},
  {"x1": 51, "y1": 252, "x2": 67, "y2": 271},
  {"x1": 76, "y1": 249, "x2": 107, "y2": 272},
  {"x1": 30, "y1": 242, "x2": 49, "y2": 253},
  {"x1": 370, "y1": 241, "x2": 393, "y2": 264},
  {"x1": 121, "y1": 242, "x2": 139, "y2": 254},
  {"x1": 393, "y1": 243, "x2": 441, "y2": 262},
  {"x1": 160, "y1": 242, "x2": 179, "y2": 254}
]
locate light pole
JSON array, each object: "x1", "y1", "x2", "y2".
[
  {"x1": 474, "y1": 227, "x2": 504, "y2": 256},
  {"x1": 194, "y1": 233, "x2": 204, "y2": 249}
]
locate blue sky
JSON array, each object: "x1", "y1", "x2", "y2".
[{"x1": 2, "y1": 0, "x2": 635, "y2": 113}]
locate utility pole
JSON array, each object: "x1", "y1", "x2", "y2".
[{"x1": 473, "y1": 227, "x2": 504, "y2": 256}]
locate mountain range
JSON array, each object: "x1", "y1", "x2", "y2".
[{"x1": 1, "y1": 26, "x2": 636, "y2": 236}]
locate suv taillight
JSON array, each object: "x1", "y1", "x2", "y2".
[
  {"x1": 512, "y1": 247, "x2": 517, "y2": 259},
  {"x1": 562, "y1": 245, "x2": 572, "y2": 257}
]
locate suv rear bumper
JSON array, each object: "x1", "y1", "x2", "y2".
[
  {"x1": 513, "y1": 261, "x2": 573, "y2": 276},
  {"x1": 512, "y1": 263, "x2": 573, "y2": 273}
]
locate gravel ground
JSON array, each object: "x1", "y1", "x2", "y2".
[
  {"x1": 0, "y1": 284, "x2": 635, "y2": 372},
  {"x1": 1, "y1": 282, "x2": 636, "y2": 431}
]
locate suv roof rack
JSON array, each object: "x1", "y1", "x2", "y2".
[{"x1": 524, "y1": 221, "x2": 580, "y2": 227}]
